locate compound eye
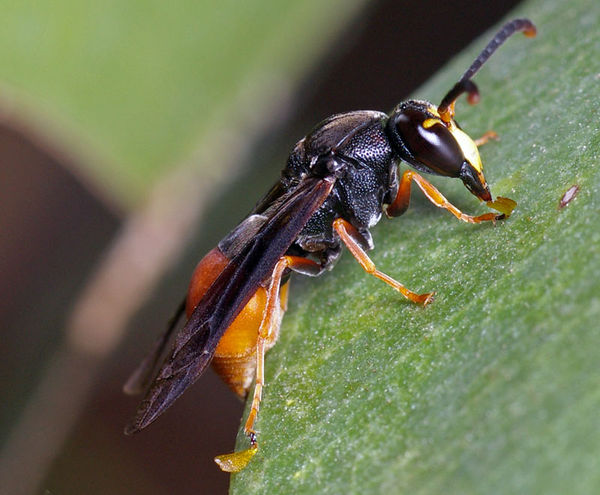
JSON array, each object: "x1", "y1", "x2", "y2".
[{"x1": 394, "y1": 108, "x2": 464, "y2": 176}]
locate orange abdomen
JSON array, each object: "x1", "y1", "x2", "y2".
[{"x1": 186, "y1": 247, "x2": 287, "y2": 398}]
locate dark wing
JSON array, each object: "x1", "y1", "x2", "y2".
[
  {"x1": 125, "y1": 176, "x2": 334, "y2": 434},
  {"x1": 123, "y1": 299, "x2": 186, "y2": 395}
]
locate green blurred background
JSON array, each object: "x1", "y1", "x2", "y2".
[{"x1": 0, "y1": 1, "x2": 527, "y2": 494}]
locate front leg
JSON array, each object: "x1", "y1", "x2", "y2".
[{"x1": 386, "y1": 170, "x2": 515, "y2": 221}]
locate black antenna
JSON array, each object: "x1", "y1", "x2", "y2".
[{"x1": 438, "y1": 18, "x2": 537, "y2": 122}]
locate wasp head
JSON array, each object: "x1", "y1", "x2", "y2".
[
  {"x1": 385, "y1": 19, "x2": 536, "y2": 203},
  {"x1": 386, "y1": 100, "x2": 491, "y2": 202}
]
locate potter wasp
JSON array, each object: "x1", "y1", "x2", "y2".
[{"x1": 125, "y1": 19, "x2": 536, "y2": 472}]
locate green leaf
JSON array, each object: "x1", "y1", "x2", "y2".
[{"x1": 231, "y1": 0, "x2": 600, "y2": 493}]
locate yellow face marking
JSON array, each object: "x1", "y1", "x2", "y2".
[
  {"x1": 449, "y1": 126, "x2": 483, "y2": 173},
  {"x1": 422, "y1": 117, "x2": 442, "y2": 129}
]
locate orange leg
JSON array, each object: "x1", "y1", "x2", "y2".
[
  {"x1": 474, "y1": 130, "x2": 498, "y2": 147},
  {"x1": 333, "y1": 218, "x2": 434, "y2": 305},
  {"x1": 386, "y1": 170, "x2": 500, "y2": 222},
  {"x1": 214, "y1": 255, "x2": 321, "y2": 473},
  {"x1": 244, "y1": 255, "x2": 320, "y2": 437}
]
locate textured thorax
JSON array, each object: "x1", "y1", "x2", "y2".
[{"x1": 283, "y1": 110, "x2": 397, "y2": 257}]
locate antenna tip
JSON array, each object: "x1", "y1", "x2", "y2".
[
  {"x1": 467, "y1": 92, "x2": 480, "y2": 105},
  {"x1": 517, "y1": 19, "x2": 537, "y2": 37}
]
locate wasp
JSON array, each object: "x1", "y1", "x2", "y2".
[{"x1": 125, "y1": 19, "x2": 536, "y2": 472}]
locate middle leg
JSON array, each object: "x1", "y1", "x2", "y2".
[{"x1": 333, "y1": 218, "x2": 434, "y2": 306}]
